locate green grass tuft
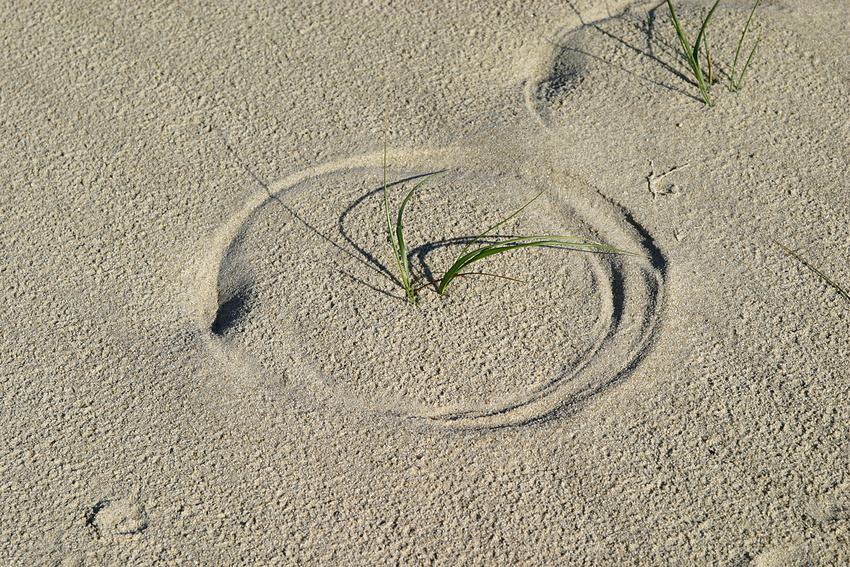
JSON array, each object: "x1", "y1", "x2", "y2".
[
  {"x1": 665, "y1": 0, "x2": 762, "y2": 105},
  {"x1": 666, "y1": 0, "x2": 720, "y2": 106},
  {"x1": 381, "y1": 150, "x2": 640, "y2": 304},
  {"x1": 382, "y1": 142, "x2": 444, "y2": 303}
]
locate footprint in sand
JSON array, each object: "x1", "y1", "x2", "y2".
[{"x1": 193, "y1": 148, "x2": 663, "y2": 428}]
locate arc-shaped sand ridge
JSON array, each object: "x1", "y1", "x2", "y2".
[{"x1": 193, "y1": 149, "x2": 664, "y2": 428}]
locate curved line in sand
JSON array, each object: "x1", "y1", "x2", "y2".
[{"x1": 192, "y1": 149, "x2": 664, "y2": 429}]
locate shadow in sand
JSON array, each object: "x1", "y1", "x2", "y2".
[{"x1": 546, "y1": 2, "x2": 705, "y2": 104}]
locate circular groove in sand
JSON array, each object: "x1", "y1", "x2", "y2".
[{"x1": 193, "y1": 149, "x2": 664, "y2": 428}]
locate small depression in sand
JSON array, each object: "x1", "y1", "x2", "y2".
[{"x1": 199, "y1": 154, "x2": 663, "y2": 427}]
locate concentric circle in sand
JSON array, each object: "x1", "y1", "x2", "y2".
[{"x1": 195, "y1": 150, "x2": 663, "y2": 427}]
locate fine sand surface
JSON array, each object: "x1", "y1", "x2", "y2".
[{"x1": 2, "y1": 1, "x2": 849, "y2": 565}]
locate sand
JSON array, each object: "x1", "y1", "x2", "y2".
[{"x1": 2, "y1": 0, "x2": 849, "y2": 565}]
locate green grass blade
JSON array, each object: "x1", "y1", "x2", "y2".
[
  {"x1": 437, "y1": 236, "x2": 638, "y2": 295},
  {"x1": 667, "y1": 0, "x2": 694, "y2": 67},
  {"x1": 730, "y1": 0, "x2": 761, "y2": 91},
  {"x1": 692, "y1": 0, "x2": 720, "y2": 62},
  {"x1": 412, "y1": 271, "x2": 526, "y2": 295},
  {"x1": 394, "y1": 185, "x2": 416, "y2": 298},
  {"x1": 393, "y1": 172, "x2": 444, "y2": 302},
  {"x1": 458, "y1": 191, "x2": 545, "y2": 259},
  {"x1": 666, "y1": 0, "x2": 718, "y2": 106},
  {"x1": 691, "y1": 0, "x2": 719, "y2": 105},
  {"x1": 734, "y1": 33, "x2": 761, "y2": 91},
  {"x1": 381, "y1": 137, "x2": 445, "y2": 303},
  {"x1": 437, "y1": 191, "x2": 544, "y2": 295}
]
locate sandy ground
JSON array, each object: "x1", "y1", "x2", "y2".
[{"x1": 2, "y1": 0, "x2": 849, "y2": 565}]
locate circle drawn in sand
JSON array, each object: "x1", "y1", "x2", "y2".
[{"x1": 195, "y1": 151, "x2": 663, "y2": 428}]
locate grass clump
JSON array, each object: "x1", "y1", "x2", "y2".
[
  {"x1": 382, "y1": 149, "x2": 639, "y2": 305},
  {"x1": 666, "y1": 0, "x2": 719, "y2": 106},
  {"x1": 665, "y1": 0, "x2": 761, "y2": 106}
]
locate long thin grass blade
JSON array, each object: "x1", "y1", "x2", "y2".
[
  {"x1": 776, "y1": 241, "x2": 850, "y2": 304},
  {"x1": 457, "y1": 238, "x2": 634, "y2": 270},
  {"x1": 667, "y1": 0, "x2": 695, "y2": 67},
  {"x1": 458, "y1": 191, "x2": 545, "y2": 259},
  {"x1": 734, "y1": 34, "x2": 761, "y2": 90},
  {"x1": 394, "y1": 186, "x2": 417, "y2": 291},
  {"x1": 667, "y1": 0, "x2": 691, "y2": 52},
  {"x1": 666, "y1": 0, "x2": 716, "y2": 106},
  {"x1": 394, "y1": 172, "x2": 444, "y2": 298},
  {"x1": 412, "y1": 271, "x2": 526, "y2": 294},
  {"x1": 693, "y1": 0, "x2": 720, "y2": 60},
  {"x1": 692, "y1": 0, "x2": 720, "y2": 105},
  {"x1": 730, "y1": 0, "x2": 761, "y2": 91},
  {"x1": 437, "y1": 236, "x2": 638, "y2": 295}
]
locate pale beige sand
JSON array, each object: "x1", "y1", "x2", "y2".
[{"x1": 2, "y1": 1, "x2": 849, "y2": 565}]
